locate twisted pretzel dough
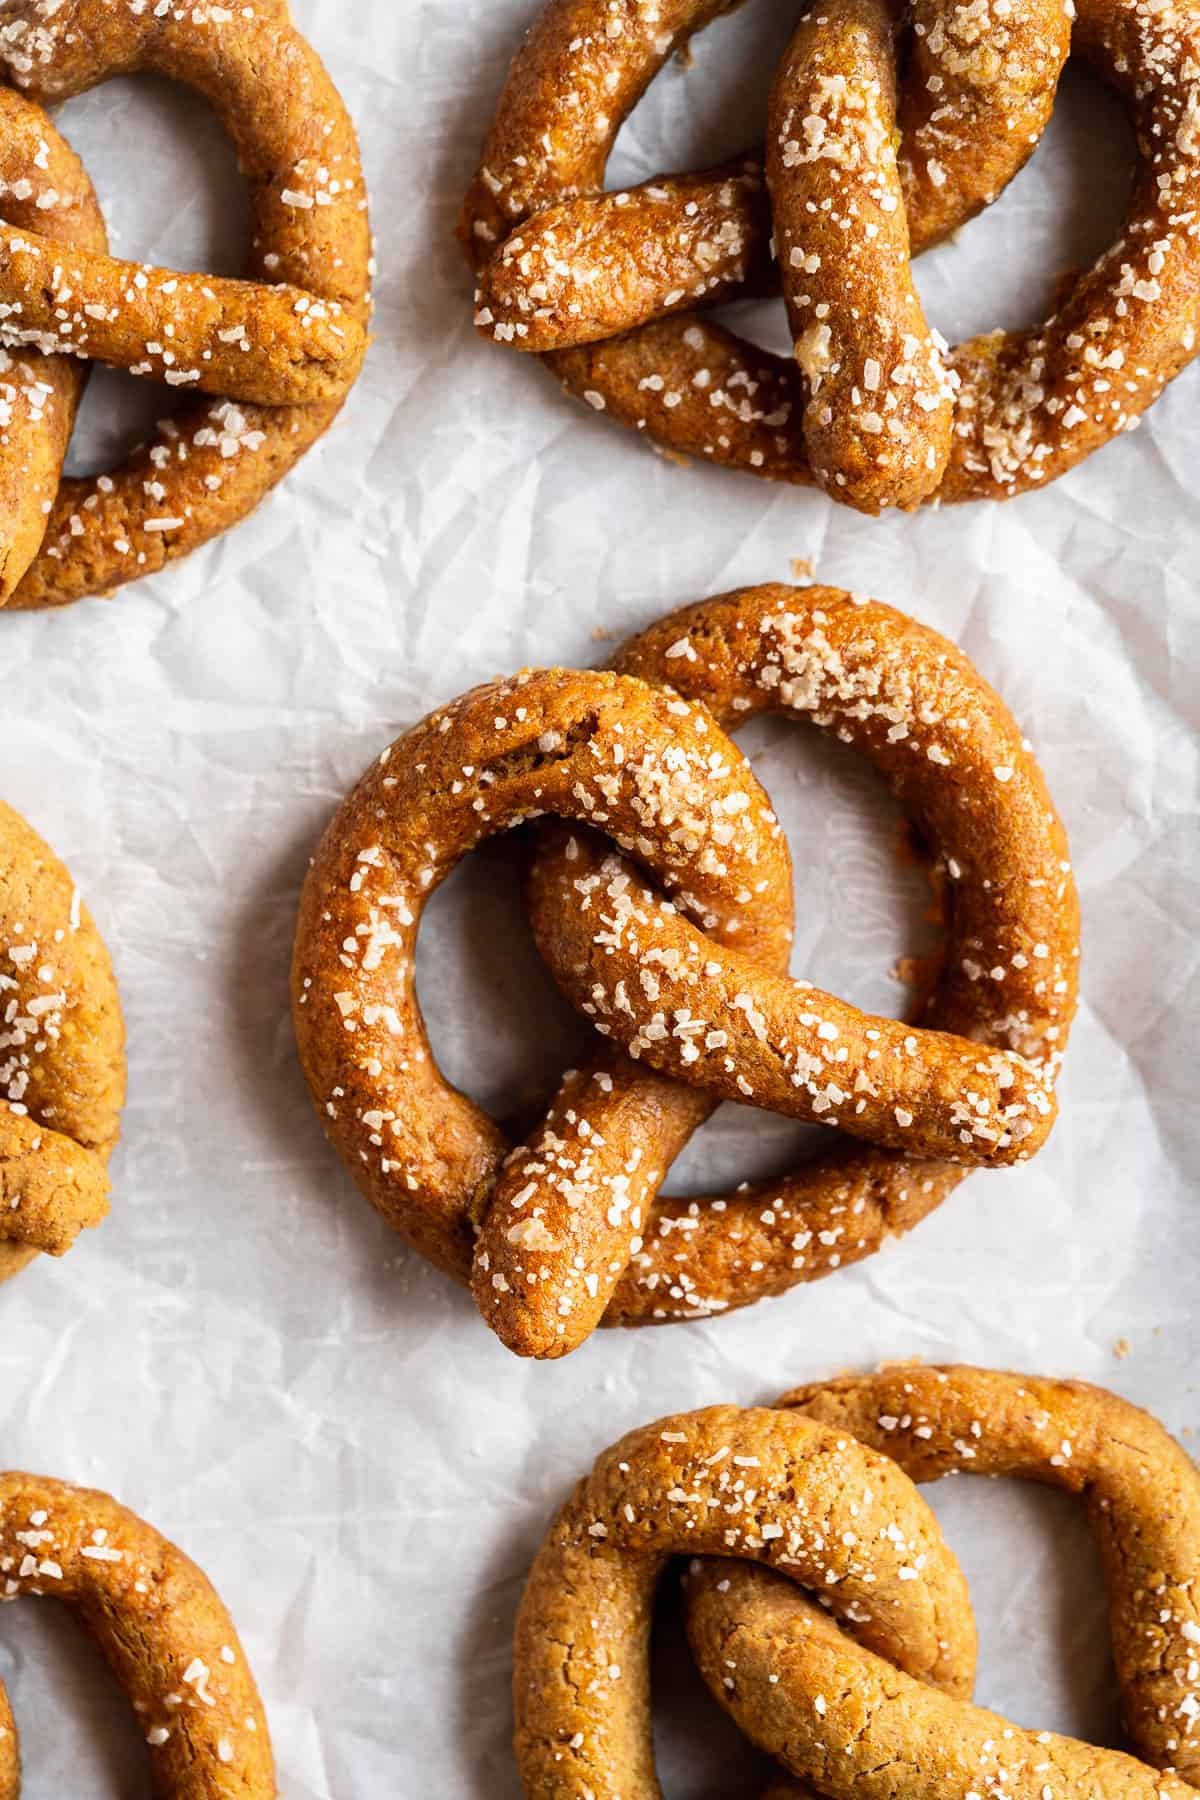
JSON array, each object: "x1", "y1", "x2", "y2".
[
  {"x1": 686, "y1": 1366, "x2": 1200, "y2": 1796},
  {"x1": 293, "y1": 590, "x2": 1074, "y2": 1357},
  {"x1": 0, "y1": 0, "x2": 371, "y2": 611},
  {"x1": 291, "y1": 668, "x2": 793, "y2": 1289},
  {"x1": 0, "y1": 1471, "x2": 274, "y2": 1796},
  {"x1": 0, "y1": 86, "x2": 107, "y2": 602},
  {"x1": 513, "y1": 1403, "x2": 977, "y2": 1797},
  {"x1": 504, "y1": 585, "x2": 1076, "y2": 1346},
  {"x1": 0, "y1": 802, "x2": 124, "y2": 1285},
  {"x1": 463, "y1": 0, "x2": 1200, "y2": 507}
]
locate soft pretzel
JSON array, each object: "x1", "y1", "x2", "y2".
[
  {"x1": 0, "y1": 86, "x2": 107, "y2": 604},
  {"x1": 467, "y1": 0, "x2": 1069, "y2": 351},
  {"x1": 685, "y1": 1366, "x2": 1200, "y2": 1796},
  {"x1": 0, "y1": 802, "x2": 124, "y2": 1285},
  {"x1": 0, "y1": 1471, "x2": 274, "y2": 1796},
  {"x1": 507, "y1": 585, "x2": 1076, "y2": 1341},
  {"x1": 512, "y1": 1403, "x2": 977, "y2": 1797},
  {"x1": 292, "y1": 598, "x2": 1075, "y2": 1358},
  {"x1": 463, "y1": 0, "x2": 1200, "y2": 507},
  {"x1": 0, "y1": 0, "x2": 371, "y2": 611},
  {"x1": 291, "y1": 667, "x2": 794, "y2": 1291}
]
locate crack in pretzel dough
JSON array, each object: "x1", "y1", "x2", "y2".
[
  {"x1": 0, "y1": 800, "x2": 124, "y2": 1285},
  {"x1": 0, "y1": 1471, "x2": 274, "y2": 1796},
  {"x1": 0, "y1": 0, "x2": 371, "y2": 611},
  {"x1": 462, "y1": 0, "x2": 1200, "y2": 508}
]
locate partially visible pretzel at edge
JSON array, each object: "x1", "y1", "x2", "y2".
[
  {"x1": 0, "y1": 801, "x2": 125, "y2": 1286},
  {"x1": 0, "y1": 0, "x2": 371, "y2": 611},
  {"x1": 461, "y1": 0, "x2": 1200, "y2": 509},
  {"x1": 510, "y1": 1367, "x2": 1200, "y2": 1798},
  {"x1": 686, "y1": 1365, "x2": 1200, "y2": 1798},
  {"x1": 0, "y1": 1471, "x2": 275, "y2": 1796}
]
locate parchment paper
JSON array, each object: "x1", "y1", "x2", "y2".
[{"x1": 1, "y1": 1, "x2": 1198, "y2": 1792}]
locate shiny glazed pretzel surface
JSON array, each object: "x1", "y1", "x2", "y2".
[{"x1": 292, "y1": 585, "x2": 1078, "y2": 1359}]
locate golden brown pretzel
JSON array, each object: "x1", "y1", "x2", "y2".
[
  {"x1": 685, "y1": 1366, "x2": 1200, "y2": 1796},
  {"x1": 508, "y1": 585, "x2": 1076, "y2": 1342},
  {"x1": 291, "y1": 667, "x2": 794, "y2": 1298},
  {"x1": 0, "y1": 801, "x2": 124, "y2": 1285},
  {"x1": 512, "y1": 1403, "x2": 978, "y2": 1797},
  {"x1": 0, "y1": 1471, "x2": 274, "y2": 1796},
  {"x1": 0, "y1": 86, "x2": 107, "y2": 603},
  {"x1": 463, "y1": 0, "x2": 1200, "y2": 507},
  {"x1": 0, "y1": 0, "x2": 371, "y2": 611}
]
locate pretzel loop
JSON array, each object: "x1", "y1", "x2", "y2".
[
  {"x1": 0, "y1": 1472, "x2": 275, "y2": 1796},
  {"x1": 0, "y1": 801, "x2": 125, "y2": 1286},
  {"x1": 291, "y1": 668, "x2": 794, "y2": 1290},
  {"x1": 464, "y1": 0, "x2": 1200, "y2": 506},
  {"x1": 513, "y1": 1403, "x2": 977, "y2": 1797},
  {"x1": 0, "y1": 87, "x2": 107, "y2": 603},
  {"x1": 0, "y1": 0, "x2": 371, "y2": 611},
  {"x1": 685, "y1": 1366, "x2": 1200, "y2": 1798}
]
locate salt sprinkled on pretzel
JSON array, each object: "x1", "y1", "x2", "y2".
[
  {"x1": 291, "y1": 667, "x2": 794, "y2": 1293},
  {"x1": 0, "y1": 801, "x2": 124, "y2": 1285},
  {"x1": 0, "y1": 0, "x2": 371, "y2": 611},
  {"x1": 512, "y1": 1402, "x2": 977, "y2": 1796},
  {"x1": 0, "y1": 86, "x2": 107, "y2": 604},
  {"x1": 504, "y1": 584, "x2": 1076, "y2": 1344},
  {"x1": 686, "y1": 1366, "x2": 1200, "y2": 1796},
  {"x1": 463, "y1": 0, "x2": 1200, "y2": 507},
  {"x1": 0, "y1": 1471, "x2": 274, "y2": 1795},
  {"x1": 293, "y1": 586, "x2": 1077, "y2": 1359}
]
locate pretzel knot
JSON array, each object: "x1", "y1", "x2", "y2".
[
  {"x1": 291, "y1": 584, "x2": 1079, "y2": 1360},
  {"x1": 0, "y1": 802, "x2": 124, "y2": 1285},
  {"x1": 512, "y1": 1367, "x2": 1200, "y2": 1799},
  {"x1": 0, "y1": 1472, "x2": 275, "y2": 1795},
  {"x1": 0, "y1": 0, "x2": 371, "y2": 612},
  {"x1": 687, "y1": 1367, "x2": 1200, "y2": 1799},
  {"x1": 461, "y1": 0, "x2": 1200, "y2": 510}
]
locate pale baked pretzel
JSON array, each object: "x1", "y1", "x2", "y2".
[
  {"x1": 0, "y1": 802, "x2": 124, "y2": 1286},
  {"x1": 0, "y1": 1471, "x2": 274, "y2": 1796},
  {"x1": 463, "y1": 0, "x2": 1200, "y2": 507},
  {"x1": 507, "y1": 585, "x2": 1077, "y2": 1344},
  {"x1": 685, "y1": 1366, "x2": 1200, "y2": 1796},
  {"x1": 0, "y1": 0, "x2": 371, "y2": 611},
  {"x1": 512, "y1": 1403, "x2": 978, "y2": 1796}
]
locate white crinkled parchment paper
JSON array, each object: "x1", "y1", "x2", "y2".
[{"x1": 1, "y1": 1, "x2": 1198, "y2": 1792}]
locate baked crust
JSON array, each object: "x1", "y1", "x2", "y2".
[
  {"x1": 0, "y1": 1471, "x2": 274, "y2": 1795},
  {"x1": 293, "y1": 585, "x2": 1078, "y2": 1357},
  {"x1": 462, "y1": 0, "x2": 1200, "y2": 507},
  {"x1": 685, "y1": 1366, "x2": 1200, "y2": 1795},
  {"x1": 0, "y1": 801, "x2": 125, "y2": 1282},
  {"x1": 0, "y1": 0, "x2": 371, "y2": 611},
  {"x1": 513, "y1": 1402, "x2": 976, "y2": 1798}
]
